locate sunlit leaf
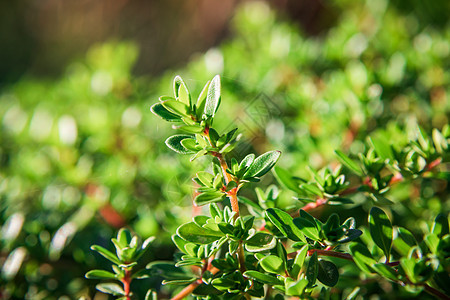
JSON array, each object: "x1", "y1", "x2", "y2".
[{"x1": 369, "y1": 207, "x2": 393, "y2": 262}]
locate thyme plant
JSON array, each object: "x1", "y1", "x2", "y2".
[{"x1": 87, "y1": 75, "x2": 449, "y2": 299}]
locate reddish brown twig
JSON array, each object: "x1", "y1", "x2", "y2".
[
  {"x1": 122, "y1": 270, "x2": 132, "y2": 300},
  {"x1": 170, "y1": 267, "x2": 220, "y2": 300}
]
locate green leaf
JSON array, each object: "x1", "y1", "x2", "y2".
[
  {"x1": 177, "y1": 222, "x2": 223, "y2": 244},
  {"x1": 244, "y1": 151, "x2": 281, "y2": 178},
  {"x1": 85, "y1": 270, "x2": 117, "y2": 280},
  {"x1": 431, "y1": 214, "x2": 449, "y2": 238},
  {"x1": 96, "y1": 283, "x2": 125, "y2": 296},
  {"x1": 181, "y1": 138, "x2": 199, "y2": 151},
  {"x1": 90, "y1": 245, "x2": 121, "y2": 265},
  {"x1": 150, "y1": 102, "x2": 182, "y2": 122},
  {"x1": 336, "y1": 229, "x2": 362, "y2": 243},
  {"x1": 203, "y1": 75, "x2": 221, "y2": 119},
  {"x1": 400, "y1": 257, "x2": 417, "y2": 283},
  {"x1": 228, "y1": 240, "x2": 239, "y2": 255},
  {"x1": 196, "y1": 171, "x2": 214, "y2": 187},
  {"x1": 147, "y1": 262, "x2": 191, "y2": 280},
  {"x1": 163, "y1": 278, "x2": 197, "y2": 285},
  {"x1": 245, "y1": 232, "x2": 277, "y2": 252},
  {"x1": 432, "y1": 128, "x2": 448, "y2": 154},
  {"x1": 161, "y1": 99, "x2": 189, "y2": 117},
  {"x1": 238, "y1": 196, "x2": 264, "y2": 216},
  {"x1": 165, "y1": 135, "x2": 195, "y2": 154},
  {"x1": 132, "y1": 269, "x2": 152, "y2": 279},
  {"x1": 327, "y1": 197, "x2": 354, "y2": 205},
  {"x1": 290, "y1": 245, "x2": 308, "y2": 279},
  {"x1": 243, "y1": 271, "x2": 283, "y2": 285},
  {"x1": 173, "y1": 75, "x2": 191, "y2": 106},
  {"x1": 259, "y1": 255, "x2": 285, "y2": 274},
  {"x1": 196, "y1": 81, "x2": 210, "y2": 119},
  {"x1": 335, "y1": 150, "x2": 362, "y2": 176},
  {"x1": 393, "y1": 227, "x2": 417, "y2": 256},
  {"x1": 424, "y1": 233, "x2": 439, "y2": 254},
  {"x1": 239, "y1": 154, "x2": 255, "y2": 170},
  {"x1": 117, "y1": 228, "x2": 132, "y2": 247},
  {"x1": 172, "y1": 234, "x2": 189, "y2": 254},
  {"x1": 194, "y1": 191, "x2": 225, "y2": 206},
  {"x1": 265, "y1": 208, "x2": 306, "y2": 242},
  {"x1": 299, "y1": 183, "x2": 322, "y2": 196},
  {"x1": 317, "y1": 260, "x2": 339, "y2": 287},
  {"x1": 369, "y1": 207, "x2": 393, "y2": 262},
  {"x1": 190, "y1": 149, "x2": 208, "y2": 161},
  {"x1": 145, "y1": 290, "x2": 158, "y2": 300},
  {"x1": 211, "y1": 277, "x2": 236, "y2": 291},
  {"x1": 306, "y1": 251, "x2": 319, "y2": 286},
  {"x1": 433, "y1": 263, "x2": 450, "y2": 295},
  {"x1": 368, "y1": 136, "x2": 394, "y2": 161},
  {"x1": 372, "y1": 263, "x2": 398, "y2": 281},
  {"x1": 349, "y1": 243, "x2": 376, "y2": 274},
  {"x1": 293, "y1": 218, "x2": 321, "y2": 241},
  {"x1": 323, "y1": 213, "x2": 340, "y2": 235},
  {"x1": 345, "y1": 287, "x2": 361, "y2": 300},
  {"x1": 285, "y1": 278, "x2": 308, "y2": 296},
  {"x1": 273, "y1": 166, "x2": 302, "y2": 193},
  {"x1": 178, "y1": 125, "x2": 204, "y2": 134}
]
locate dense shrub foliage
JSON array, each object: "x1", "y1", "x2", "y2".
[{"x1": 0, "y1": 1, "x2": 448, "y2": 299}]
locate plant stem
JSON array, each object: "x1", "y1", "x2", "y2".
[
  {"x1": 307, "y1": 249, "x2": 354, "y2": 262},
  {"x1": 204, "y1": 126, "x2": 240, "y2": 218},
  {"x1": 122, "y1": 270, "x2": 132, "y2": 300},
  {"x1": 238, "y1": 241, "x2": 246, "y2": 273},
  {"x1": 300, "y1": 156, "x2": 442, "y2": 213},
  {"x1": 227, "y1": 188, "x2": 240, "y2": 219},
  {"x1": 171, "y1": 279, "x2": 202, "y2": 300},
  {"x1": 287, "y1": 249, "x2": 448, "y2": 300},
  {"x1": 212, "y1": 152, "x2": 240, "y2": 218},
  {"x1": 170, "y1": 267, "x2": 220, "y2": 300},
  {"x1": 423, "y1": 283, "x2": 450, "y2": 300}
]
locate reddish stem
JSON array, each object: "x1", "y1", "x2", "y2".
[
  {"x1": 425, "y1": 157, "x2": 443, "y2": 172},
  {"x1": 307, "y1": 249, "x2": 354, "y2": 262},
  {"x1": 204, "y1": 126, "x2": 240, "y2": 218},
  {"x1": 122, "y1": 270, "x2": 132, "y2": 300},
  {"x1": 211, "y1": 150, "x2": 239, "y2": 218},
  {"x1": 301, "y1": 198, "x2": 328, "y2": 212},
  {"x1": 171, "y1": 279, "x2": 202, "y2": 300},
  {"x1": 170, "y1": 267, "x2": 220, "y2": 300},
  {"x1": 423, "y1": 283, "x2": 450, "y2": 300},
  {"x1": 299, "y1": 155, "x2": 443, "y2": 213}
]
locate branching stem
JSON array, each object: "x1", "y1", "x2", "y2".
[
  {"x1": 287, "y1": 249, "x2": 447, "y2": 300},
  {"x1": 300, "y1": 157, "x2": 442, "y2": 213},
  {"x1": 170, "y1": 267, "x2": 220, "y2": 300},
  {"x1": 205, "y1": 126, "x2": 240, "y2": 218}
]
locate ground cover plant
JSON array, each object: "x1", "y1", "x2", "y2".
[
  {"x1": 0, "y1": 1, "x2": 449, "y2": 299},
  {"x1": 86, "y1": 75, "x2": 449, "y2": 299}
]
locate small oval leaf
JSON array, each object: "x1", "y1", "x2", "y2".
[
  {"x1": 244, "y1": 151, "x2": 281, "y2": 178},
  {"x1": 243, "y1": 270, "x2": 283, "y2": 285},
  {"x1": 86, "y1": 270, "x2": 117, "y2": 280},
  {"x1": 317, "y1": 260, "x2": 339, "y2": 287},
  {"x1": 369, "y1": 207, "x2": 393, "y2": 262},
  {"x1": 165, "y1": 135, "x2": 195, "y2": 154},
  {"x1": 259, "y1": 255, "x2": 285, "y2": 274},
  {"x1": 150, "y1": 102, "x2": 182, "y2": 122},
  {"x1": 177, "y1": 222, "x2": 223, "y2": 244},
  {"x1": 203, "y1": 75, "x2": 221, "y2": 119},
  {"x1": 265, "y1": 208, "x2": 306, "y2": 242}
]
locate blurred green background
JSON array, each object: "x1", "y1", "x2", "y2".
[{"x1": 0, "y1": 0, "x2": 449, "y2": 298}]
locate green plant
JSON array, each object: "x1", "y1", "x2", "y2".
[
  {"x1": 86, "y1": 228, "x2": 155, "y2": 299},
  {"x1": 87, "y1": 75, "x2": 449, "y2": 299},
  {"x1": 1, "y1": 1, "x2": 449, "y2": 298}
]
